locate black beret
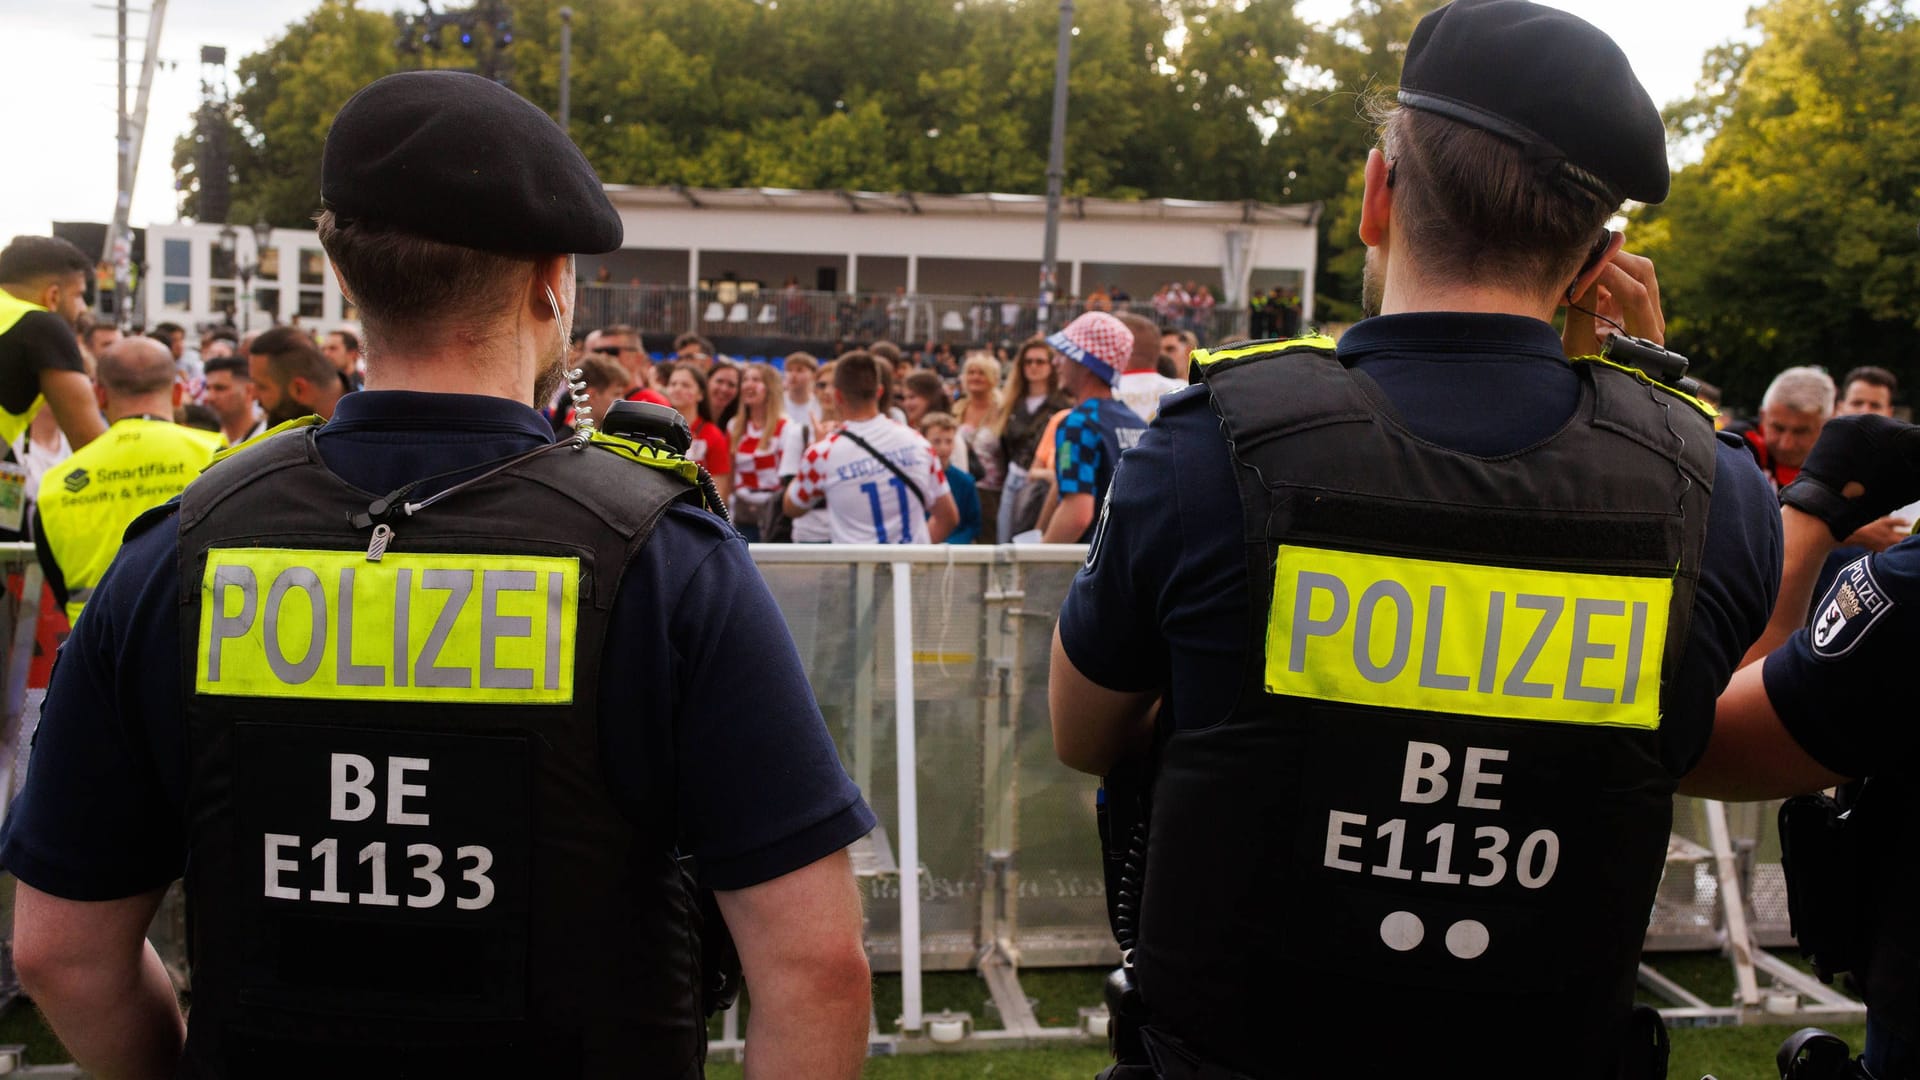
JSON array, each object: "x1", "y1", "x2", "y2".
[
  {"x1": 322, "y1": 70, "x2": 623, "y2": 254},
  {"x1": 1398, "y1": 0, "x2": 1669, "y2": 205}
]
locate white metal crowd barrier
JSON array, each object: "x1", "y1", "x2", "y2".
[
  {"x1": 0, "y1": 540, "x2": 1864, "y2": 1062},
  {"x1": 742, "y1": 543, "x2": 1864, "y2": 1044}
]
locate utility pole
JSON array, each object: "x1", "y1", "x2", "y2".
[
  {"x1": 101, "y1": 0, "x2": 168, "y2": 330},
  {"x1": 109, "y1": 0, "x2": 128, "y2": 325},
  {"x1": 557, "y1": 7, "x2": 573, "y2": 131},
  {"x1": 1038, "y1": 0, "x2": 1072, "y2": 328}
]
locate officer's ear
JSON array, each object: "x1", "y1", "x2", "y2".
[
  {"x1": 531, "y1": 255, "x2": 570, "y2": 325},
  {"x1": 1359, "y1": 149, "x2": 1394, "y2": 249},
  {"x1": 170, "y1": 378, "x2": 186, "y2": 409},
  {"x1": 93, "y1": 382, "x2": 108, "y2": 412}
]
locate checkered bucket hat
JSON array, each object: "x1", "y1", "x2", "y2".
[{"x1": 1046, "y1": 311, "x2": 1132, "y2": 387}]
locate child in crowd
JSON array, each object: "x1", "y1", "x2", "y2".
[{"x1": 918, "y1": 413, "x2": 980, "y2": 545}]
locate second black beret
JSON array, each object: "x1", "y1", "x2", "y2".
[
  {"x1": 1399, "y1": 0, "x2": 1669, "y2": 205},
  {"x1": 322, "y1": 70, "x2": 623, "y2": 254}
]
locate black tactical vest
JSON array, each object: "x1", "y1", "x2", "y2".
[
  {"x1": 174, "y1": 428, "x2": 707, "y2": 1079},
  {"x1": 1135, "y1": 338, "x2": 1716, "y2": 1077}
]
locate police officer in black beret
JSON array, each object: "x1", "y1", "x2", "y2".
[
  {"x1": 1051, "y1": 2, "x2": 1783, "y2": 1077},
  {"x1": 2, "y1": 71, "x2": 875, "y2": 1079}
]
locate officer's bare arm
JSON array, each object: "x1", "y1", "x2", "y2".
[
  {"x1": 927, "y1": 493, "x2": 958, "y2": 543},
  {"x1": 11, "y1": 882, "x2": 184, "y2": 1078},
  {"x1": 1739, "y1": 507, "x2": 1839, "y2": 668},
  {"x1": 39, "y1": 368, "x2": 106, "y2": 450},
  {"x1": 715, "y1": 848, "x2": 870, "y2": 1079},
  {"x1": 1683, "y1": 661, "x2": 1848, "y2": 800},
  {"x1": 1042, "y1": 493, "x2": 1096, "y2": 544},
  {"x1": 1050, "y1": 624, "x2": 1157, "y2": 775},
  {"x1": 1683, "y1": 508, "x2": 1849, "y2": 800}
]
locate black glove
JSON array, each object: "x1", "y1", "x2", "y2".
[{"x1": 1780, "y1": 414, "x2": 1920, "y2": 541}]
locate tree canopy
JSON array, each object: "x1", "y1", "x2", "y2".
[
  {"x1": 172, "y1": 0, "x2": 1434, "y2": 305},
  {"x1": 1637, "y1": 0, "x2": 1920, "y2": 409},
  {"x1": 178, "y1": 0, "x2": 1920, "y2": 391}
]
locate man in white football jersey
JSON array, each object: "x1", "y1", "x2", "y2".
[{"x1": 785, "y1": 350, "x2": 957, "y2": 544}]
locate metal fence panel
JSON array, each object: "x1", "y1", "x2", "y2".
[
  {"x1": 752, "y1": 545, "x2": 1800, "y2": 973},
  {"x1": 1006, "y1": 560, "x2": 1114, "y2": 967}
]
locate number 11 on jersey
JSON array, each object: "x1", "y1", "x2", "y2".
[{"x1": 860, "y1": 477, "x2": 914, "y2": 543}]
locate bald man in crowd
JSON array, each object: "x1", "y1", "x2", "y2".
[{"x1": 33, "y1": 337, "x2": 224, "y2": 623}]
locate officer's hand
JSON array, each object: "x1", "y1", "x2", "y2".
[
  {"x1": 1562, "y1": 249, "x2": 1666, "y2": 357},
  {"x1": 1781, "y1": 414, "x2": 1920, "y2": 541}
]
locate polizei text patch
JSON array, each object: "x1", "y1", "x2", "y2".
[
  {"x1": 197, "y1": 548, "x2": 580, "y2": 703},
  {"x1": 1267, "y1": 546, "x2": 1671, "y2": 729}
]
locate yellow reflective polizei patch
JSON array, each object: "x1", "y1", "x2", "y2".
[
  {"x1": 1267, "y1": 547, "x2": 1671, "y2": 730},
  {"x1": 197, "y1": 548, "x2": 580, "y2": 703}
]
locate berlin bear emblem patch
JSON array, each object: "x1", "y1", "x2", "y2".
[{"x1": 1811, "y1": 556, "x2": 1893, "y2": 658}]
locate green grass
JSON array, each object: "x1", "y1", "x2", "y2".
[
  {"x1": 2, "y1": 959, "x2": 1871, "y2": 1078},
  {"x1": 0, "y1": 1001, "x2": 67, "y2": 1064},
  {"x1": 1670, "y1": 1024, "x2": 1866, "y2": 1080},
  {"x1": 707, "y1": 1046, "x2": 1113, "y2": 1079},
  {"x1": 712, "y1": 1022, "x2": 1868, "y2": 1079}
]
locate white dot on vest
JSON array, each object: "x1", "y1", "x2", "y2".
[
  {"x1": 1446, "y1": 919, "x2": 1491, "y2": 960},
  {"x1": 1379, "y1": 911, "x2": 1424, "y2": 952}
]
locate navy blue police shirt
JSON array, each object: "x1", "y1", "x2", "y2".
[
  {"x1": 0, "y1": 390, "x2": 875, "y2": 899},
  {"x1": 1764, "y1": 541, "x2": 1920, "y2": 775},
  {"x1": 1060, "y1": 313, "x2": 1783, "y2": 777}
]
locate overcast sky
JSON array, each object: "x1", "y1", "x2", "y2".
[{"x1": 0, "y1": 0, "x2": 1759, "y2": 248}]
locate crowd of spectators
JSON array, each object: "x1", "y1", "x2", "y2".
[{"x1": 539, "y1": 309, "x2": 1194, "y2": 547}]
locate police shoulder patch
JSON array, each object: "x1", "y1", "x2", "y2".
[{"x1": 1810, "y1": 555, "x2": 1894, "y2": 659}]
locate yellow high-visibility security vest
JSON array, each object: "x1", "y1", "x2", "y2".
[
  {"x1": 39, "y1": 417, "x2": 225, "y2": 623},
  {"x1": 0, "y1": 291, "x2": 52, "y2": 446}
]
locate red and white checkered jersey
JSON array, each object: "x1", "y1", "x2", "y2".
[
  {"x1": 789, "y1": 416, "x2": 950, "y2": 545},
  {"x1": 734, "y1": 418, "x2": 787, "y2": 494}
]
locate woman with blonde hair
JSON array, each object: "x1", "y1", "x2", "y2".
[
  {"x1": 728, "y1": 362, "x2": 788, "y2": 541},
  {"x1": 995, "y1": 335, "x2": 1071, "y2": 541},
  {"x1": 956, "y1": 351, "x2": 1005, "y2": 540}
]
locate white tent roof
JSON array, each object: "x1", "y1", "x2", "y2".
[{"x1": 603, "y1": 185, "x2": 1320, "y2": 226}]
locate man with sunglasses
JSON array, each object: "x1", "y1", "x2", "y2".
[{"x1": 584, "y1": 323, "x2": 666, "y2": 405}]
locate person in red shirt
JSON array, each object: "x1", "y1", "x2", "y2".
[
  {"x1": 585, "y1": 324, "x2": 667, "y2": 406},
  {"x1": 1739, "y1": 365, "x2": 1834, "y2": 490},
  {"x1": 664, "y1": 362, "x2": 733, "y2": 502},
  {"x1": 1734, "y1": 364, "x2": 1906, "y2": 554}
]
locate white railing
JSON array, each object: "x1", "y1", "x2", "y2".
[{"x1": 574, "y1": 284, "x2": 1253, "y2": 350}]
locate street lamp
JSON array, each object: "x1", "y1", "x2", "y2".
[{"x1": 218, "y1": 221, "x2": 273, "y2": 331}]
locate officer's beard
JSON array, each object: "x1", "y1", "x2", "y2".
[{"x1": 1361, "y1": 248, "x2": 1384, "y2": 320}]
